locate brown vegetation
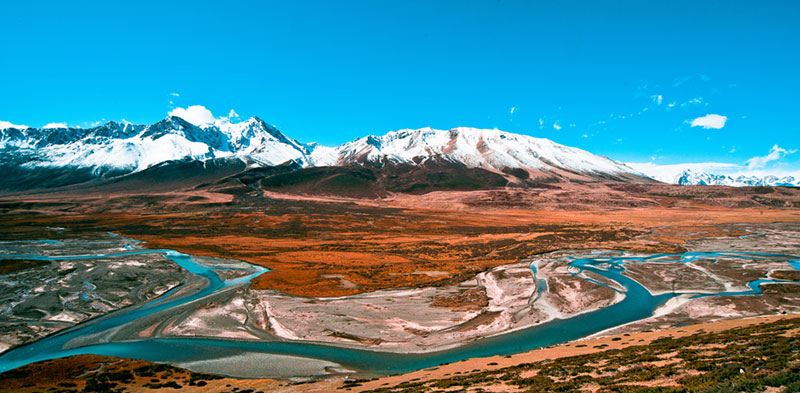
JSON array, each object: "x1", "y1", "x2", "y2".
[{"x1": 1, "y1": 183, "x2": 799, "y2": 297}]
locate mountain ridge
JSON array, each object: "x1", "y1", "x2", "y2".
[
  {"x1": 1, "y1": 116, "x2": 649, "y2": 191},
  {"x1": 675, "y1": 169, "x2": 800, "y2": 187}
]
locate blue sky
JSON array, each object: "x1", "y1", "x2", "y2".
[{"x1": 1, "y1": 1, "x2": 799, "y2": 175}]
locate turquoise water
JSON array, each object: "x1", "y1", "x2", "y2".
[
  {"x1": 0, "y1": 245, "x2": 798, "y2": 377},
  {"x1": 0, "y1": 248, "x2": 266, "y2": 373}
]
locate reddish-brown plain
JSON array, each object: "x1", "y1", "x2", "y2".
[{"x1": 2, "y1": 183, "x2": 799, "y2": 297}]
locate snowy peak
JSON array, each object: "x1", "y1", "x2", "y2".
[
  {"x1": 0, "y1": 116, "x2": 314, "y2": 175},
  {"x1": 676, "y1": 169, "x2": 800, "y2": 187},
  {"x1": 332, "y1": 127, "x2": 643, "y2": 179},
  {"x1": 1, "y1": 120, "x2": 649, "y2": 185}
]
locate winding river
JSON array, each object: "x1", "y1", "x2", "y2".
[{"x1": 0, "y1": 244, "x2": 798, "y2": 377}]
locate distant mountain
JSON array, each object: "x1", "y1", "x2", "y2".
[
  {"x1": 676, "y1": 169, "x2": 800, "y2": 187},
  {"x1": 0, "y1": 117, "x2": 649, "y2": 191}
]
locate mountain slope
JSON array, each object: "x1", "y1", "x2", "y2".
[
  {"x1": 1, "y1": 118, "x2": 650, "y2": 192},
  {"x1": 0, "y1": 116, "x2": 316, "y2": 177},
  {"x1": 216, "y1": 160, "x2": 511, "y2": 198},
  {"x1": 329, "y1": 127, "x2": 645, "y2": 181}
]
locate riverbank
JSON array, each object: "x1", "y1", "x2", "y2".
[
  {"x1": 0, "y1": 236, "x2": 194, "y2": 354},
  {"x1": 341, "y1": 313, "x2": 800, "y2": 392},
  {"x1": 2, "y1": 233, "x2": 799, "y2": 381},
  {"x1": 3, "y1": 313, "x2": 797, "y2": 392},
  {"x1": 218, "y1": 253, "x2": 624, "y2": 354}
]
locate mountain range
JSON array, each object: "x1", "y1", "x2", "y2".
[
  {"x1": 675, "y1": 169, "x2": 800, "y2": 187},
  {"x1": 4, "y1": 115, "x2": 797, "y2": 193},
  {"x1": 0, "y1": 116, "x2": 648, "y2": 192}
]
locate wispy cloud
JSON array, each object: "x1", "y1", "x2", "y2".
[
  {"x1": 170, "y1": 92, "x2": 180, "y2": 97},
  {"x1": 745, "y1": 145, "x2": 796, "y2": 168},
  {"x1": 509, "y1": 106, "x2": 516, "y2": 115},
  {"x1": 651, "y1": 94, "x2": 663, "y2": 105},
  {"x1": 680, "y1": 97, "x2": 706, "y2": 107},
  {"x1": 690, "y1": 114, "x2": 727, "y2": 129},
  {"x1": 552, "y1": 121, "x2": 562, "y2": 130}
]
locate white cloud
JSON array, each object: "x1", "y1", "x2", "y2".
[
  {"x1": 690, "y1": 114, "x2": 727, "y2": 129},
  {"x1": 745, "y1": 144, "x2": 796, "y2": 168},
  {"x1": 538, "y1": 118, "x2": 544, "y2": 128},
  {"x1": 0, "y1": 120, "x2": 29, "y2": 129},
  {"x1": 168, "y1": 105, "x2": 245, "y2": 127},
  {"x1": 509, "y1": 106, "x2": 516, "y2": 115},
  {"x1": 170, "y1": 92, "x2": 180, "y2": 97},
  {"x1": 681, "y1": 97, "x2": 704, "y2": 107},
  {"x1": 552, "y1": 121, "x2": 562, "y2": 130},
  {"x1": 43, "y1": 122, "x2": 68, "y2": 129},
  {"x1": 168, "y1": 105, "x2": 217, "y2": 126},
  {"x1": 651, "y1": 94, "x2": 663, "y2": 105}
]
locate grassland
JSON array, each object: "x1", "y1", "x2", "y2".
[{"x1": 353, "y1": 314, "x2": 800, "y2": 393}]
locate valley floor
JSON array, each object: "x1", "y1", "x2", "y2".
[{"x1": 1, "y1": 185, "x2": 799, "y2": 390}]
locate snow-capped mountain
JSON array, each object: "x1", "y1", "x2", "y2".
[
  {"x1": 0, "y1": 116, "x2": 324, "y2": 175},
  {"x1": 0, "y1": 118, "x2": 647, "y2": 188},
  {"x1": 328, "y1": 127, "x2": 642, "y2": 179},
  {"x1": 676, "y1": 170, "x2": 800, "y2": 187}
]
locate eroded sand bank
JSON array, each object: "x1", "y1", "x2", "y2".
[{"x1": 157, "y1": 252, "x2": 623, "y2": 353}]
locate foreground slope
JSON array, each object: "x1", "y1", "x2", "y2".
[
  {"x1": 353, "y1": 314, "x2": 800, "y2": 393},
  {"x1": 1, "y1": 315, "x2": 798, "y2": 392}
]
